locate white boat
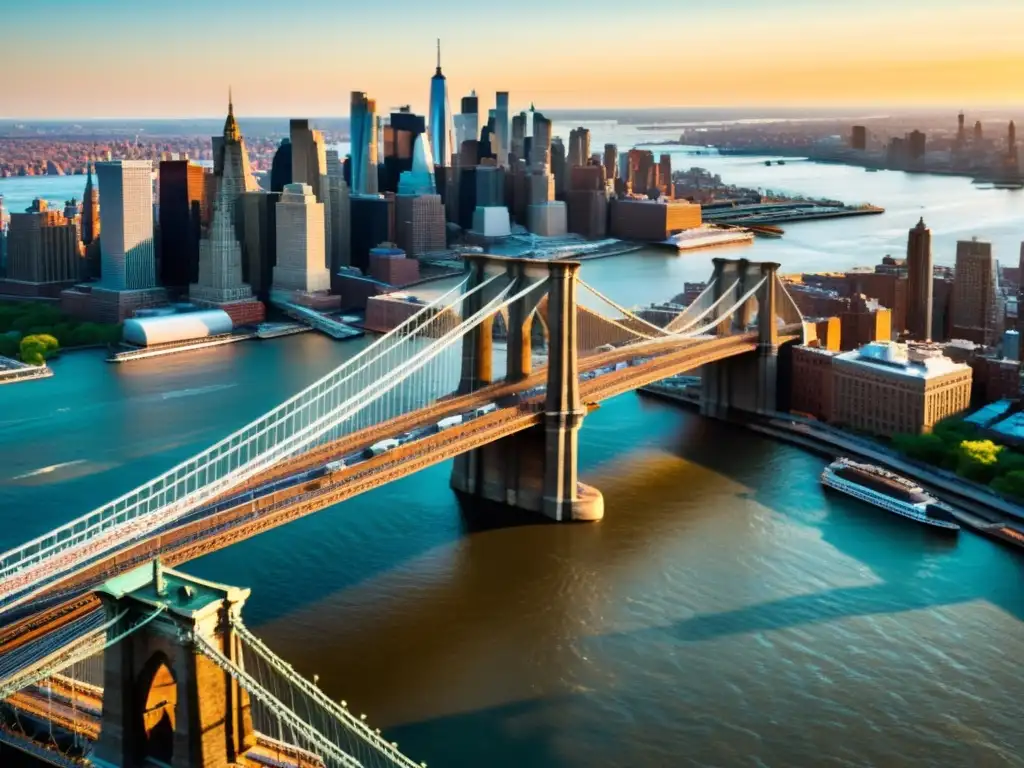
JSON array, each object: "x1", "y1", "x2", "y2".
[{"x1": 820, "y1": 458, "x2": 959, "y2": 531}]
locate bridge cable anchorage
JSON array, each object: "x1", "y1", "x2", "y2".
[
  {"x1": 576, "y1": 279, "x2": 676, "y2": 338},
  {"x1": 665, "y1": 278, "x2": 743, "y2": 335},
  {"x1": 230, "y1": 618, "x2": 422, "y2": 768},
  {"x1": 192, "y1": 630, "x2": 411, "y2": 768},
  {"x1": 0, "y1": 605, "x2": 164, "y2": 701},
  {"x1": 0, "y1": 276, "x2": 520, "y2": 614}
]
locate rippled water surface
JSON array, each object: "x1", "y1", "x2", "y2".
[{"x1": 2, "y1": 150, "x2": 1024, "y2": 767}]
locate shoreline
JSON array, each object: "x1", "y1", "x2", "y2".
[{"x1": 638, "y1": 385, "x2": 1024, "y2": 551}]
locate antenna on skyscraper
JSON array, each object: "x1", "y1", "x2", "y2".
[{"x1": 436, "y1": 38, "x2": 442, "y2": 74}]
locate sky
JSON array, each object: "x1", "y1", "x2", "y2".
[{"x1": 4, "y1": 0, "x2": 1024, "y2": 119}]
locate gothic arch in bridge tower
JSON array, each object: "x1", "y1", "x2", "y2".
[
  {"x1": 135, "y1": 650, "x2": 177, "y2": 765},
  {"x1": 92, "y1": 561, "x2": 255, "y2": 768}
]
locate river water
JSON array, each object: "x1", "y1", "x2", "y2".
[{"x1": 2, "y1": 148, "x2": 1024, "y2": 767}]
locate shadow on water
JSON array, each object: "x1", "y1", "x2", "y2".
[
  {"x1": 455, "y1": 493, "x2": 557, "y2": 534},
  {"x1": 619, "y1": 406, "x2": 1024, "y2": 638},
  {"x1": 387, "y1": 695, "x2": 584, "y2": 768}
]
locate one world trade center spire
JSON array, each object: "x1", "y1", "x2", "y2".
[{"x1": 428, "y1": 39, "x2": 455, "y2": 168}]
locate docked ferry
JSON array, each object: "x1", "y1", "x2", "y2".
[{"x1": 820, "y1": 458, "x2": 960, "y2": 531}]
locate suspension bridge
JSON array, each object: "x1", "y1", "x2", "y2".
[{"x1": 0, "y1": 254, "x2": 808, "y2": 766}]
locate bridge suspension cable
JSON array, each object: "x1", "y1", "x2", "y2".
[
  {"x1": 0, "y1": 275, "x2": 527, "y2": 615},
  {"x1": 576, "y1": 279, "x2": 675, "y2": 338},
  {"x1": 664, "y1": 278, "x2": 742, "y2": 335},
  {"x1": 0, "y1": 276, "x2": 474, "y2": 587},
  {"x1": 231, "y1": 619, "x2": 422, "y2": 768},
  {"x1": 193, "y1": 630, "x2": 420, "y2": 768},
  {"x1": 619, "y1": 275, "x2": 770, "y2": 358},
  {"x1": 0, "y1": 605, "x2": 164, "y2": 701},
  {"x1": 674, "y1": 276, "x2": 768, "y2": 339}
]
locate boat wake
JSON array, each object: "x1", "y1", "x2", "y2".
[{"x1": 11, "y1": 459, "x2": 88, "y2": 480}]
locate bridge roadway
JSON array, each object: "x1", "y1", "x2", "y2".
[
  {"x1": 0, "y1": 331, "x2": 789, "y2": 662},
  {"x1": 2, "y1": 683, "x2": 328, "y2": 768}
]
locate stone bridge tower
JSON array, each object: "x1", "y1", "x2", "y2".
[
  {"x1": 451, "y1": 254, "x2": 603, "y2": 522},
  {"x1": 92, "y1": 560, "x2": 255, "y2": 768},
  {"x1": 701, "y1": 257, "x2": 781, "y2": 417}
]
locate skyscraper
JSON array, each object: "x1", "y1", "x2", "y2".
[
  {"x1": 190, "y1": 153, "x2": 257, "y2": 312},
  {"x1": 325, "y1": 150, "x2": 351, "y2": 276},
  {"x1": 81, "y1": 162, "x2": 100, "y2": 247},
  {"x1": 158, "y1": 159, "x2": 205, "y2": 289},
  {"x1": 270, "y1": 139, "x2": 292, "y2": 193},
  {"x1": 530, "y1": 110, "x2": 552, "y2": 173},
  {"x1": 428, "y1": 40, "x2": 455, "y2": 169},
  {"x1": 552, "y1": 138, "x2": 567, "y2": 199},
  {"x1": 658, "y1": 154, "x2": 673, "y2": 197},
  {"x1": 351, "y1": 92, "x2": 379, "y2": 195},
  {"x1": 952, "y1": 238, "x2": 1002, "y2": 345},
  {"x1": 382, "y1": 108, "x2": 427, "y2": 193},
  {"x1": 397, "y1": 134, "x2": 437, "y2": 195},
  {"x1": 510, "y1": 112, "x2": 527, "y2": 164},
  {"x1": 81, "y1": 162, "x2": 101, "y2": 279},
  {"x1": 4, "y1": 199, "x2": 84, "y2": 286},
  {"x1": 396, "y1": 193, "x2": 445, "y2": 258},
  {"x1": 239, "y1": 190, "x2": 279, "y2": 301},
  {"x1": 96, "y1": 160, "x2": 157, "y2": 290},
  {"x1": 216, "y1": 93, "x2": 259, "y2": 214},
  {"x1": 568, "y1": 127, "x2": 591, "y2": 168},
  {"x1": 905, "y1": 218, "x2": 933, "y2": 341},
  {"x1": 494, "y1": 92, "x2": 510, "y2": 168},
  {"x1": 274, "y1": 183, "x2": 330, "y2": 294},
  {"x1": 290, "y1": 119, "x2": 327, "y2": 200},
  {"x1": 603, "y1": 144, "x2": 618, "y2": 183},
  {"x1": 455, "y1": 91, "x2": 479, "y2": 154}
]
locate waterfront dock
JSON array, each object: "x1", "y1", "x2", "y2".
[
  {"x1": 256, "y1": 321, "x2": 312, "y2": 340},
  {"x1": 0, "y1": 356, "x2": 53, "y2": 384},
  {"x1": 106, "y1": 331, "x2": 256, "y2": 363},
  {"x1": 700, "y1": 201, "x2": 884, "y2": 227},
  {"x1": 655, "y1": 225, "x2": 755, "y2": 253},
  {"x1": 272, "y1": 300, "x2": 365, "y2": 340}
]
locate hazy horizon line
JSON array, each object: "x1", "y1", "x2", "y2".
[{"x1": 4, "y1": 104, "x2": 1021, "y2": 125}]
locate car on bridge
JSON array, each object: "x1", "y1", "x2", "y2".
[
  {"x1": 397, "y1": 427, "x2": 432, "y2": 445},
  {"x1": 471, "y1": 403, "x2": 498, "y2": 418},
  {"x1": 325, "y1": 460, "x2": 346, "y2": 472},
  {"x1": 437, "y1": 415, "x2": 464, "y2": 431},
  {"x1": 365, "y1": 439, "x2": 400, "y2": 458}
]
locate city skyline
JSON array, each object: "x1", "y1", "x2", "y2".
[{"x1": 5, "y1": 0, "x2": 1024, "y2": 119}]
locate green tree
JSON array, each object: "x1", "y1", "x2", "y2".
[
  {"x1": 933, "y1": 417, "x2": 978, "y2": 443},
  {"x1": 19, "y1": 333, "x2": 60, "y2": 366},
  {"x1": 892, "y1": 433, "x2": 950, "y2": 465},
  {"x1": 956, "y1": 439, "x2": 1003, "y2": 484},
  {"x1": 0, "y1": 335, "x2": 18, "y2": 358},
  {"x1": 992, "y1": 470, "x2": 1024, "y2": 499},
  {"x1": 995, "y1": 449, "x2": 1024, "y2": 477}
]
